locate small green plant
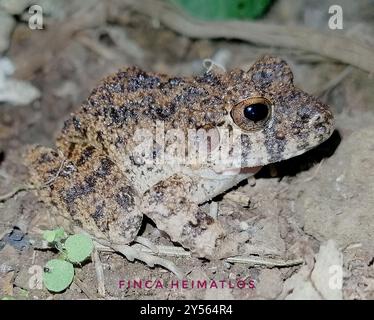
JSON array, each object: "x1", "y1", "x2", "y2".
[
  {"x1": 42, "y1": 228, "x2": 94, "y2": 293},
  {"x1": 172, "y1": 0, "x2": 273, "y2": 21},
  {"x1": 42, "y1": 227, "x2": 65, "y2": 244}
]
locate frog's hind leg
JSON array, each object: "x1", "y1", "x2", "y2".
[{"x1": 25, "y1": 143, "x2": 143, "y2": 245}]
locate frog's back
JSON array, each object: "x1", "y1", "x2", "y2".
[{"x1": 57, "y1": 67, "x2": 231, "y2": 157}]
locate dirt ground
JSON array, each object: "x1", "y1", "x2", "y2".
[{"x1": 0, "y1": 0, "x2": 373, "y2": 300}]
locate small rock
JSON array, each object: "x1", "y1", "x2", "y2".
[
  {"x1": 0, "y1": 56, "x2": 14, "y2": 76},
  {"x1": 2, "y1": 228, "x2": 29, "y2": 250},
  {"x1": 224, "y1": 192, "x2": 250, "y2": 207},
  {"x1": 0, "y1": 57, "x2": 41, "y2": 105},
  {"x1": 0, "y1": 78, "x2": 41, "y2": 105},
  {"x1": 239, "y1": 221, "x2": 249, "y2": 231},
  {"x1": 13, "y1": 267, "x2": 31, "y2": 290},
  {"x1": 311, "y1": 240, "x2": 343, "y2": 300}
]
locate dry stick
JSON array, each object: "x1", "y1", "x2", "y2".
[
  {"x1": 135, "y1": 236, "x2": 159, "y2": 254},
  {"x1": 133, "y1": 244, "x2": 303, "y2": 268},
  {"x1": 0, "y1": 185, "x2": 32, "y2": 202},
  {"x1": 122, "y1": 0, "x2": 374, "y2": 73},
  {"x1": 77, "y1": 34, "x2": 119, "y2": 60},
  {"x1": 316, "y1": 66, "x2": 353, "y2": 98},
  {"x1": 92, "y1": 249, "x2": 106, "y2": 297},
  {"x1": 226, "y1": 256, "x2": 303, "y2": 268}
]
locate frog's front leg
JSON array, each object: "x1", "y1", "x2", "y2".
[{"x1": 141, "y1": 174, "x2": 225, "y2": 258}]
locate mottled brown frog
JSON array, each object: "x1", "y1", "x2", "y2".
[{"x1": 25, "y1": 56, "x2": 334, "y2": 259}]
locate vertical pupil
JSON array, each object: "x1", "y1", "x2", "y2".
[{"x1": 243, "y1": 103, "x2": 269, "y2": 122}]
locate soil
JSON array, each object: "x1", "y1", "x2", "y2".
[{"x1": 0, "y1": 0, "x2": 373, "y2": 300}]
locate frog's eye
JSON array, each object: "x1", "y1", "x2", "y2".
[{"x1": 230, "y1": 97, "x2": 272, "y2": 131}]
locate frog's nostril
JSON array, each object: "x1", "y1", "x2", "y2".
[
  {"x1": 315, "y1": 123, "x2": 327, "y2": 135},
  {"x1": 308, "y1": 114, "x2": 322, "y2": 127},
  {"x1": 314, "y1": 118, "x2": 333, "y2": 136}
]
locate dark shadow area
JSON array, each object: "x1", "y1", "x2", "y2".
[
  {"x1": 0, "y1": 227, "x2": 30, "y2": 251},
  {"x1": 0, "y1": 151, "x2": 5, "y2": 166},
  {"x1": 138, "y1": 215, "x2": 156, "y2": 236}
]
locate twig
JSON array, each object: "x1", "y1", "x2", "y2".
[
  {"x1": 92, "y1": 249, "x2": 106, "y2": 297},
  {"x1": 223, "y1": 192, "x2": 251, "y2": 207},
  {"x1": 119, "y1": 0, "x2": 374, "y2": 73},
  {"x1": 76, "y1": 34, "x2": 118, "y2": 60},
  {"x1": 127, "y1": 243, "x2": 303, "y2": 268},
  {"x1": 131, "y1": 244, "x2": 191, "y2": 257},
  {"x1": 226, "y1": 256, "x2": 303, "y2": 267},
  {"x1": 135, "y1": 236, "x2": 159, "y2": 254},
  {"x1": 31, "y1": 250, "x2": 37, "y2": 265},
  {"x1": 316, "y1": 66, "x2": 353, "y2": 98},
  {"x1": 0, "y1": 185, "x2": 35, "y2": 202},
  {"x1": 42, "y1": 154, "x2": 66, "y2": 186}
]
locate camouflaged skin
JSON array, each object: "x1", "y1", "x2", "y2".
[
  {"x1": 25, "y1": 56, "x2": 334, "y2": 258},
  {"x1": 26, "y1": 144, "x2": 142, "y2": 245}
]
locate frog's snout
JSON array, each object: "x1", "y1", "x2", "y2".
[{"x1": 308, "y1": 108, "x2": 335, "y2": 143}]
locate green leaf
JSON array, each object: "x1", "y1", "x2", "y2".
[
  {"x1": 43, "y1": 230, "x2": 56, "y2": 243},
  {"x1": 64, "y1": 234, "x2": 94, "y2": 264},
  {"x1": 43, "y1": 259, "x2": 74, "y2": 293},
  {"x1": 1, "y1": 296, "x2": 15, "y2": 300},
  {"x1": 54, "y1": 227, "x2": 66, "y2": 240},
  {"x1": 42, "y1": 227, "x2": 65, "y2": 243},
  {"x1": 172, "y1": 0, "x2": 272, "y2": 20}
]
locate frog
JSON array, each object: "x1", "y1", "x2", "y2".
[{"x1": 25, "y1": 55, "x2": 334, "y2": 260}]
